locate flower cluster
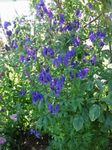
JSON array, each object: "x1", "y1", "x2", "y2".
[
  {"x1": 38, "y1": 68, "x2": 52, "y2": 84},
  {"x1": 35, "y1": 0, "x2": 53, "y2": 19},
  {"x1": 50, "y1": 76, "x2": 65, "y2": 96},
  {"x1": 76, "y1": 68, "x2": 89, "y2": 79},
  {"x1": 48, "y1": 102, "x2": 60, "y2": 114},
  {"x1": 32, "y1": 91, "x2": 43, "y2": 104},
  {"x1": 19, "y1": 46, "x2": 37, "y2": 62},
  {"x1": 42, "y1": 47, "x2": 54, "y2": 58},
  {"x1": 64, "y1": 49, "x2": 76, "y2": 66},
  {"x1": 89, "y1": 30, "x2": 106, "y2": 47}
]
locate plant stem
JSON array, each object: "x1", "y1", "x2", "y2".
[{"x1": 84, "y1": 13, "x2": 103, "y2": 28}]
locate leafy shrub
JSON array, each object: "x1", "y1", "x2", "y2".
[{"x1": 0, "y1": 0, "x2": 112, "y2": 149}]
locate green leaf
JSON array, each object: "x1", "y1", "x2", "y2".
[
  {"x1": 89, "y1": 104, "x2": 101, "y2": 121},
  {"x1": 95, "y1": 79, "x2": 103, "y2": 90},
  {"x1": 73, "y1": 115, "x2": 84, "y2": 131},
  {"x1": 102, "y1": 93, "x2": 112, "y2": 106}
]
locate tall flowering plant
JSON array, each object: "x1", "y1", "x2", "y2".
[{"x1": 0, "y1": 0, "x2": 112, "y2": 149}]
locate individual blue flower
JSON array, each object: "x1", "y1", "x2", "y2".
[
  {"x1": 32, "y1": 91, "x2": 43, "y2": 104},
  {"x1": 73, "y1": 37, "x2": 80, "y2": 46},
  {"x1": 83, "y1": 57, "x2": 87, "y2": 63},
  {"x1": 4, "y1": 21, "x2": 11, "y2": 29},
  {"x1": 59, "y1": 13, "x2": 64, "y2": 24},
  {"x1": 65, "y1": 24, "x2": 73, "y2": 31},
  {"x1": 18, "y1": 90, "x2": 26, "y2": 96},
  {"x1": 38, "y1": 69, "x2": 52, "y2": 84},
  {"x1": 42, "y1": 47, "x2": 54, "y2": 58},
  {"x1": 38, "y1": 0, "x2": 45, "y2": 6},
  {"x1": 71, "y1": 61, "x2": 78, "y2": 68},
  {"x1": 53, "y1": 55, "x2": 63, "y2": 67},
  {"x1": 19, "y1": 55, "x2": 26, "y2": 62},
  {"x1": 99, "y1": 41, "x2": 105, "y2": 47},
  {"x1": 48, "y1": 102, "x2": 60, "y2": 114},
  {"x1": 76, "y1": 9, "x2": 81, "y2": 17},
  {"x1": 89, "y1": 31, "x2": 96, "y2": 42},
  {"x1": 47, "y1": 9, "x2": 53, "y2": 19},
  {"x1": 90, "y1": 55, "x2": 96, "y2": 65},
  {"x1": 30, "y1": 128, "x2": 41, "y2": 138},
  {"x1": 6, "y1": 30, "x2": 12, "y2": 36},
  {"x1": 76, "y1": 68, "x2": 89, "y2": 79},
  {"x1": 11, "y1": 40, "x2": 18, "y2": 49},
  {"x1": 96, "y1": 31, "x2": 106, "y2": 39},
  {"x1": 88, "y1": 3, "x2": 93, "y2": 9}
]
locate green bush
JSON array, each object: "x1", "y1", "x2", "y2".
[{"x1": 0, "y1": 0, "x2": 112, "y2": 149}]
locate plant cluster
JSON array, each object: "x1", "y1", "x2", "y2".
[{"x1": 0, "y1": 0, "x2": 112, "y2": 150}]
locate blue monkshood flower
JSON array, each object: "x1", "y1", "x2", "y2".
[
  {"x1": 64, "y1": 19, "x2": 80, "y2": 32},
  {"x1": 72, "y1": 19, "x2": 80, "y2": 29},
  {"x1": 96, "y1": 31, "x2": 106, "y2": 39},
  {"x1": 59, "y1": 13, "x2": 64, "y2": 24},
  {"x1": 76, "y1": 68, "x2": 89, "y2": 79},
  {"x1": 4, "y1": 21, "x2": 11, "y2": 29},
  {"x1": 47, "y1": 9, "x2": 53, "y2": 19},
  {"x1": 35, "y1": 0, "x2": 44, "y2": 10},
  {"x1": 18, "y1": 90, "x2": 26, "y2": 96},
  {"x1": 65, "y1": 24, "x2": 73, "y2": 31},
  {"x1": 53, "y1": 55, "x2": 63, "y2": 67},
  {"x1": 25, "y1": 46, "x2": 37, "y2": 60},
  {"x1": 35, "y1": 0, "x2": 44, "y2": 19},
  {"x1": 83, "y1": 57, "x2": 87, "y2": 63},
  {"x1": 71, "y1": 61, "x2": 78, "y2": 68},
  {"x1": 38, "y1": 0, "x2": 45, "y2": 6},
  {"x1": 6, "y1": 30, "x2": 12, "y2": 36},
  {"x1": 90, "y1": 55, "x2": 96, "y2": 65},
  {"x1": 99, "y1": 41, "x2": 105, "y2": 47},
  {"x1": 89, "y1": 31, "x2": 96, "y2": 42},
  {"x1": 11, "y1": 40, "x2": 18, "y2": 49},
  {"x1": 64, "y1": 49, "x2": 76, "y2": 66},
  {"x1": 38, "y1": 69, "x2": 52, "y2": 84},
  {"x1": 88, "y1": 3, "x2": 93, "y2": 9},
  {"x1": 73, "y1": 37, "x2": 80, "y2": 46},
  {"x1": 19, "y1": 55, "x2": 26, "y2": 62},
  {"x1": 30, "y1": 128, "x2": 41, "y2": 138},
  {"x1": 32, "y1": 91, "x2": 43, "y2": 104},
  {"x1": 42, "y1": 47, "x2": 54, "y2": 58},
  {"x1": 42, "y1": 5, "x2": 53, "y2": 19},
  {"x1": 50, "y1": 76, "x2": 65, "y2": 96},
  {"x1": 76, "y1": 9, "x2": 81, "y2": 17},
  {"x1": 53, "y1": 19, "x2": 57, "y2": 26},
  {"x1": 48, "y1": 102, "x2": 60, "y2": 114}
]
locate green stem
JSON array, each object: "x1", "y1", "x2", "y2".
[{"x1": 84, "y1": 13, "x2": 103, "y2": 28}]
